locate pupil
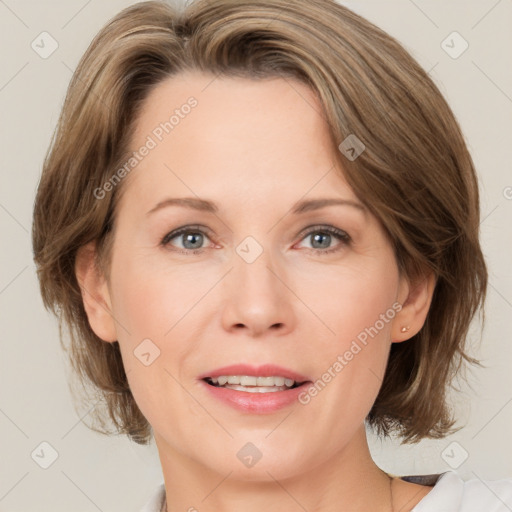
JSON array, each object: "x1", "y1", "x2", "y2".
[
  {"x1": 312, "y1": 233, "x2": 330, "y2": 249},
  {"x1": 183, "y1": 233, "x2": 203, "y2": 249}
]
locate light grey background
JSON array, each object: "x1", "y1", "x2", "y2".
[{"x1": 0, "y1": 0, "x2": 511, "y2": 511}]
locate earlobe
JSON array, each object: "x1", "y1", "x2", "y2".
[
  {"x1": 392, "y1": 271, "x2": 436, "y2": 343},
  {"x1": 75, "y1": 241, "x2": 117, "y2": 342}
]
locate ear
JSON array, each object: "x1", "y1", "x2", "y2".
[
  {"x1": 391, "y1": 271, "x2": 436, "y2": 343},
  {"x1": 75, "y1": 241, "x2": 117, "y2": 342}
]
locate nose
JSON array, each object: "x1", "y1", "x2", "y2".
[{"x1": 220, "y1": 245, "x2": 296, "y2": 338}]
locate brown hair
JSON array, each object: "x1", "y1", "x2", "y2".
[{"x1": 32, "y1": 0, "x2": 487, "y2": 444}]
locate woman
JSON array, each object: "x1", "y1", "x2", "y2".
[{"x1": 32, "y1": 0, "x2": 512, "y2": 511}]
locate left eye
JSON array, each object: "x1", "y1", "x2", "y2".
[{"x1": 295, "y1": 226, "x2": 351, "y2": 254}]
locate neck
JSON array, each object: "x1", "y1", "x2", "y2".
[{"x1": 155, "y1": 425, "x2": 394, "y2": 512}]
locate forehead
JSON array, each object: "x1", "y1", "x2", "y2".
[
  {"x1": 132, "y1": 70, "x2": 331, "y2": 151},
  {"x1": 121, "y1": 70, "x2": 356, "y2": 206}
]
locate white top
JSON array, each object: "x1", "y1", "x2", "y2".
[{"x1": 139, "y1": 470, "x2": 512, "y2": 512}]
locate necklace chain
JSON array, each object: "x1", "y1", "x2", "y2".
[{"x1": 389, "y1": 474, "x2": 395, "y2": 512}]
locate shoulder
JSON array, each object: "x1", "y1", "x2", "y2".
[
  {"x1": 139, "y1": 473, "x2": 512, "y2": 511},
  {"x1": 409, "y1": 470, "x2": 512, "y2": 512},
  {"x1": 139, "y1": 482, "x2": 165, "y2": 512}
]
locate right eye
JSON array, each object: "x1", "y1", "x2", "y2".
[{"x1": 160, "y1": 225, "x2": 214, "y2": 254}]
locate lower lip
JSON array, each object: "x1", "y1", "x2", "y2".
[{"x1": 200, "y1": 380, "x2": 311, "y2": 413}]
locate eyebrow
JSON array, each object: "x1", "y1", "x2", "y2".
[{"x1": 146, "y1": 196, "x2": 366, "y2": 216}]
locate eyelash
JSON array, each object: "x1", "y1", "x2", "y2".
[{"x1": 160, "y1": 224, "x2": 351, "y2": 256}]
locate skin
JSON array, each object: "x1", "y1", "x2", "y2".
[{"x1": 76, "y1": 70, "x2": 436, "y2": 512}]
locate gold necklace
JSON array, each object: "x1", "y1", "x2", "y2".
[
  {"x1": 389, "y1": 474, "x2": 395, "y2": 512},
  {"x1": 160, "y1": 474, "x2": 396, "y2": 512}
]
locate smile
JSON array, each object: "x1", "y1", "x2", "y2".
[{"x1": 204, "y1": 375, "x2": 303, "y2": 392}]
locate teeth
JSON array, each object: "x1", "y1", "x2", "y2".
[
  {"x1": 241, "y1": 376, "x2": 258, "y2": 386},
  {"x1": 223, "y1": 384, "x2": 288, "y2": 393},
  {"x1": 207, "y1": 375, "x2": 298, "y2": 388}
]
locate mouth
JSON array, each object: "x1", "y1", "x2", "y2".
[
  {"x1": 199, "y1": 364, "x2": 312, "y2": 413},
  {"x1": 203, "y1": 375, "x2": 307, "y2": 393}
]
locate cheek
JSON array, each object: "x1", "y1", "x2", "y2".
[
  {"x1": 109, "y1": 248, "x2": 210, "y2": 341},
  {"x1": 108, "y1": 251, "x2": 212, "y2": 400},
  {"x1": 108, "y1": 258, "x2": 203, "y2": 429},
  {"x1": 295, "y1": 274, "x2": 397, "y2": 444},
  {"x1": 308, "y1": 259, "x2": 399, "y2": 343},
  {"x1": 301, "y1": 251, "x2": 399, "y2": 416}
]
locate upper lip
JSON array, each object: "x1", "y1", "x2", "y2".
[{"x1": 199, "y1": 364, "x2": 311, "y2": 383}]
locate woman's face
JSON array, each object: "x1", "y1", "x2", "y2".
[{"x1": 101, "y1": 71, "x2": 411, "y2": 480}]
